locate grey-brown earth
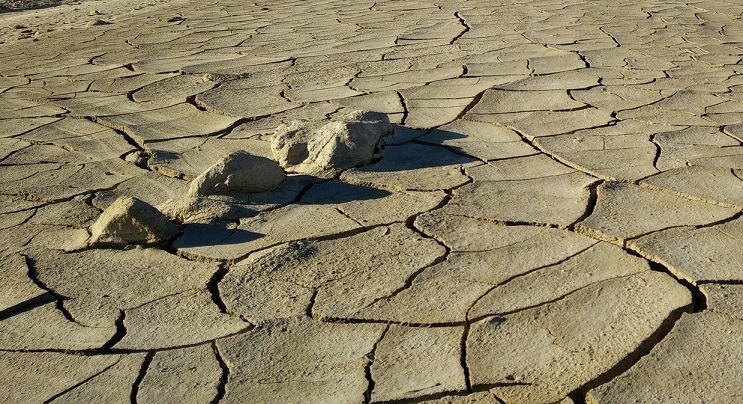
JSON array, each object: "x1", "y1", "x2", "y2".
[{"x1": 1, "y1": 0, "x2": 742, "y2": 403}]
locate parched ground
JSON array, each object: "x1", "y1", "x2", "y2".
[{"x1": 1, "y1": 0, "x2": 742, "y2": 403}]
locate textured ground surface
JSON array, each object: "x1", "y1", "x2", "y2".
[{"x1": 1, "y1": 0, "x2": 743, "y2": 403}]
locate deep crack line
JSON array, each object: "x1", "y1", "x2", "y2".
[
  {"x1": 567, "y1": 180, "x2": 603, "y2": 230},
  {"x1": 130, "y1": 352, "x2": 154, "y2": 404},
  {"x1": 3, "y1": 115, "x2": 63, "y2": 139},
  {"x1": 396, "y1": 90, "x2": 409, "y2": 125},
  {"x1": 464, "y1": 241, "x2": 602, "y2": 322},
  {"x1": 356, "y1": 245, "x2": 449, "y2": 312},
  {"x1": 462, "y1": 118, "x2": 613, "y2": 183},
  {"x1": 450, "y1": 11, "x2": 471, "y2": 45},
  {"x1": 306, "y1": 289, "x2": 319, "y2": 318},
  {"x1": 85, "y1": 116, "x2": 146, "y2": 153},
  {"x1": 43, "y1": 359, "x2": 122, "y2": 404},
  {"x1": 363, "y1": 324, "x2": 390, "y2": 404},
  {"x1": 621, "y1": 209, "x2": 743, "y2": 248},
  {"x1": 460, "y1": 321, "x2": 472, "y2": 393},
  {"x1": 4, "y1": 327, "x2": 256, "y2": 356},
  {"x1": 567, "y1": 303, "x2": 691, "y2": 402},
  {"x1": 598, "y1": 26, "x2": 622, "y2": 48},
  {"x1": 99, "y1": 310, "x2": 127, "y2": 352},
  {"x1": 0, "y1": 144, "x2": 33, "y2": 165},
  {"x1": 23, "y1": 255, "x2": 80, "y2": 325},
  {"x1": 335, "y1": 206, "x2": 366, "y2": 229},
  {"x1": 647, "y1": 260, "x2": 707, "y2": 312},
  {"x1": 207, "y1": 263, "x2": 230, "y2": 314},
  {"x1": 211, "y1": 341, "x2": 229, "y2": 404},
  {"x1": 648, "y1": 133, "x2": 663, "y2": 171},
  {"x1": 452, "y1": 88, "x2": 486, "y2": 122}
]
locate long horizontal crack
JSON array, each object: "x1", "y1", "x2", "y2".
[
  {"x1": 0, "y1": 326, "x2": 255, "y2": 356},
  {"x1": 377, "y1": 383, "x2": 525, "y2": 404},
  {"x1": 621, "y1": 210, "x2": 743, "y2": 249},
  {"x1": 467, "y1": 272, "x2": 641, "y2": 324},
  {"x1": 317, "y1": 315, "x2": 467, "y2": 328},
  {"x1": 637, "y1": 181, "x2": 743, "y2": 211}
]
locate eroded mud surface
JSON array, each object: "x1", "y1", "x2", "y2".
[{"x1": 1, "y1": 0, "x2": 742, "y2": 402}]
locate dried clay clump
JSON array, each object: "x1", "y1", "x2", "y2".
[
  {"x1": 88, "y1": 196, "x2": 178, "y2": 247},
  {"x1": 271, "y1": 109, "x2": 393, "y2": 176},
  {"x1": 189, "y1": 151, "x2": 286, "y2": 196}
]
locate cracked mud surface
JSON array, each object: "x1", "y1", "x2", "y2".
[{"x1": 2, "y1": 0, "x2": 743, "y2": 402}]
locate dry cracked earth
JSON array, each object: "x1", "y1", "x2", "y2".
[{"x1": 1, "y1": 0, "x2": 743, "y2": 403}]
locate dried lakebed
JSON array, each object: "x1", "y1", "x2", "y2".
[{"x1": 1, "y1": 0, "x2": 742, "y2": 403}]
